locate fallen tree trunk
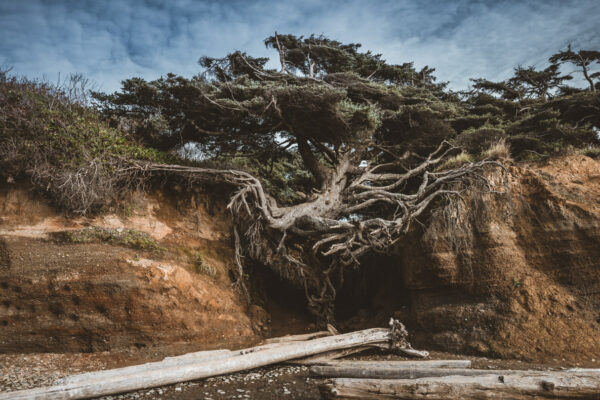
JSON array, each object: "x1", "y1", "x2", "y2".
[
  {"x1": 58, "y1": 340, "x2": 317, "y2": 386},
  {"x1": 293, "y1": 345, "x2": 429, "y2": 365},
  {"x1": 320, "y1": 372, "x2": 600, "y2": 399},
  {"x1": 56, "y1": 349, "x2": 233, "y2": 385},
  {"x1": 313, "y1": 365, "x2": 520, "y2": 379},
  {"x1": 0, "y1": 328, "x2": 391, "y2": 400},
  {"x1": 264, "y1": 330, "x2": 333, "y2": 343},
  {"x1": 292, "y1": 346, "x2": 375, "y2": 364},
  {"x1": 59, "y1": 336, "x2": 340, "y2": 386},
  {"x1": 310, "y1": 361, "x2": 472, "y2": 378},
  {"x1": 293, "y1": 340, "x2": 428, "y2": 365},
  {"x1": 397, "y1": 347, "x2": 430, "y2": 358},
  {"x1": 369, "y1": 342, "x2": 430, "y2": 358}
]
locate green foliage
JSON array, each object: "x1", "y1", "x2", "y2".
[
  {"x1": 0, "y1": 71, "x2": 173, "y2": 213},
  {"x1": 200, "y1": 151, "x2": 314, "y2": 205},
  {"x1": 549, "y1": 45, "x2": 600, "y2": 92},
  {"x1": 513, "y1": 279, "x2": 523, "y2": 289},
  {"x1": 91, "y1": 36, "x2": 600, "y2": 200},
  {"x1": 436, "y1": 152, "x2": 475, "y2": 171},
  {"x1": 2, "y1": 36, "x2": 599, "y2": 214},
  {"x1": 192, "y1": 254, "x2": 217, "y2": 277},
  {"x1": 455, "y1": 126, "x2": 506, "y2": 154},
  {"x1": 53, "y1": 226, "x2": 164, "y2": 253}
]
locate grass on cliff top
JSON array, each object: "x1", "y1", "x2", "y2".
[{"x1": 0, "y1": 71, "x2": 175, "y2": 214}]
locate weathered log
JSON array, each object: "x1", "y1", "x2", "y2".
[
  {"x1": 60, "y1": 339, "x2": 331, "y2": 386},
  {"x1": 320, "y1": 371, "x2": 600, "y2": 399},
  {"x1": 292, "y1": 345, "x2": 374, "y2": 364},
  {"x1": 313, "y1": 365, "x2": 517, "y2": 379},
  {"x1": 397, "y1": 347, "x2": 430, "y2": 358},
  {"x1": 263, "y1": 331, "x2": 332, "y2": 343},
  {"x1": 293, "y1": 343, "x2": 429, "y2": 365},
  {"x1": 0, "y1": 328, "x2": 391, "y2": 400},
  {"x1": 310, "y1": 361, "x2": 473, "y2": 378},
  {"x1": 569, "y1": 369, "x2": 600, "y2": 373},
  {"x1": 369, "y1": 342, "x2": 430, "y2": 358},
  {"x1": 56, "y1": 350, "x2": 233, "y2": 385}
]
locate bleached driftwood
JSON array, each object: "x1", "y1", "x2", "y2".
[
  {"x1": 397, "y1": 347, "x2": 429, "y2": 358},
  {"x1": 60, "y1": 336, "x2": 337, "y2": 386},
  {"x1": 56, "y1": 349, "x2": 233, "y2": 385},
  {"x1": 57, "y1": 341, "x2": 317, "y2": 386},
  {"x1": 320, "y1": 371, "x2": 600, "y2": 399},
  {"x1": 0, "y1": 328, "x2": 391, "y2": 400},
  {"x1": 368, "y1": 342, "x2": 429, "y2": 358},
  {"x1": 292, "y1": 346, "x2": 374, "y2": 364},
  {"x1": 293, "y1": 344, "x2": 428, "y2": 365},
  {"x1": 569, "y1": 368, "x2": 600, "y2": 373},
  {"x1": 264, "y1": 331, "x2": 332, "y2": 343},
  {"x1": 311, "y1": 361, "x2": 473, "y2": 378}
]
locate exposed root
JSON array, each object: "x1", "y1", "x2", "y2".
[{"x1": 125, "y1": 142, "x2": 509, "y2": 324}]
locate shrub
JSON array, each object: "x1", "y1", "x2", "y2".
[
  {"x1": 437, "y1": 151, "x2": 474, "y2": 170},
  {"x1": 192, "y1": 254, "x2": 216, "y2": 277},
  {"x1": 0, "y1": 71, "x2": 171, "y2": 214},
  {"x1": 481, "y1": 138, "x2": 512, "y2": 161},
  {"x1": 52, "y1": 226, "x2": 164, "y2": 253}
]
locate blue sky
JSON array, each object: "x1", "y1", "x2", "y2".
[{"x1": 1, "y1": 0, "x2": 599, "y2": 92}]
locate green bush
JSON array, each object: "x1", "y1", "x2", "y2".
[
  {"x1": 0, "y1": 71, "x2": 172, "y2": 213},
  {"x1": 52, "y1": 227, "x2": 163, "y2": 253}
]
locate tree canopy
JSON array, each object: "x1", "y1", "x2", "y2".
[{"x1": 89, "y1": 36, "x2": 600, "y2": 322}]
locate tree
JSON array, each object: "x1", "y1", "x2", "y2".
[
  {"x1": 509, "y1": 64, "x2": 571, "y2": 100},
  {"x1": 550, "y1": 45, "x2": 600, "y2": 92},
  {"x1": 471, "y1": 64, "x2": 570, "y2": 101},
  {"x1": 93, "y1": 34, "x2": 504, "y2": 324}
]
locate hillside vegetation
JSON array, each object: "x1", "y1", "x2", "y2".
[{"x1": 1, "y1": 36, "x2": 599, "y2": 323}]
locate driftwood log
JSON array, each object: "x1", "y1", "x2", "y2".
[
  {"x1": 311, "y1": 361, "x2": 474, "y2": 379},
  {"x1": 56, "y1": 349, "x2": 234, "y2": 385},
  {"x1": 320, "y1": 371, "x2": 600, "y2": 399},
  {"x1": 292, "y1": 345, "x2": 429, "y2": 365},
  {"x1": 0, "y1": 328, "x2": 390, "y2": 400},
  {"x1": 263, "y1": 330, "x2": 333, "y2": 343}
]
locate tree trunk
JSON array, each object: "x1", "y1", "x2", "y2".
[
  {"x1": 581, "y1": 60, "x2": 596, "y2": 92},
  {"x1": 0, "y1": 328, "x2": 390, "y2": 400},
  {"x1": 320, "y1": 372, "x2": 600, "y2": 399}
]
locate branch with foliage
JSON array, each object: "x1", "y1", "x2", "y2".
[{"x1": 2, "y1": 36, "x2": 599, "y2": 324}]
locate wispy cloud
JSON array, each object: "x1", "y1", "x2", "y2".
[{"x1": 1, "y1": 0, "x2": 598, "y2": 92}]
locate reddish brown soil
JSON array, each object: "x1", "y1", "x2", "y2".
[
  {"x1": 0, "y1": 183, "x2": 259, "y2": 354},
  {"x1": 0, "y1": 155, "x2": 599, "y2": 399},
  {"x1": 338, "y1": 155, "x2": 600, "y2": 364}
]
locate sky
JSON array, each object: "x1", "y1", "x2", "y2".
[{"x1": 1, "y1": 0, "x2": 599, "y2": 93}]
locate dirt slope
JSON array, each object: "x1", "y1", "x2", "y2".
[
  {"x1": 341, "y1": 155, "x2": 600, "y2": 363},
  {"x1": 1, "y1": 155, "x2": 599, "y2": 365},
  {"x1": 0, "y1": 183, "x2": 258, "y2": 353}
]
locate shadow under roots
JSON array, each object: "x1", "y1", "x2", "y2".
[
  {"x1": 335, "y1": 253, "x2": 414, "y2": 331},
  {"x1": 246, "y1": 254, "x2": 415, "y2": 335},
  {"x1": 245, "y1": 262, "x2": 315, "y2": 337}
]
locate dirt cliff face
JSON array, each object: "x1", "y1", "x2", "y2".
[
  {"x1": 345, "y1": 155, "x2": 600, "y2": 363},
  {"x1": 1, "y1": 156, "x2": 599, "y2": 363},
  {"x1": 0, "y1": 183, "x2": 257, "y2": 353}
]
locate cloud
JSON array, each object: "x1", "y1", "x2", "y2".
[{"x1": 1, "y1": 0, "x2": 598, "y2": 92}]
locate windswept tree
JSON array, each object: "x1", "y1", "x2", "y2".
[
  {"x1": 509, "y1": 64, "x2": 571, "y2": 100},
  {"x1": 94, "y1": 34, "x2": 504, "y2": 323},
  {"x1": 471, "y1": 64, "x2": 570, "y2": 101},
  {"x1": 550, "y1": 45, "x2": 600, "y2": 92}
]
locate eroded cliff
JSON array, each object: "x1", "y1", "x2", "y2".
[{"x1": 1, "y1": 156, "x2": 599, "y2": 364}]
